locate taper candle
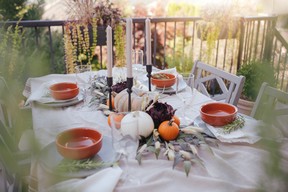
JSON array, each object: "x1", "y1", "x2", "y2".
[
  {"x1": 126, "y1": 18, "x2": 133, "y2": 78},
  {"x1": 145, "y1": 18, "x2": 151, "y2": 65},
  {"x1": 106, "y1": 25, "x2": 113, "y2": 77}
]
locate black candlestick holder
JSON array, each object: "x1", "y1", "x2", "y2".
[
  {"x1": 146, "y1": 65, "x2": 152, "y2": 91},
  {"x1": 106, "y1": 77, "x2": 113, "y2": 111},
  {"x1": 126, "y1": 77, "x2": 133, "y2": 112}
]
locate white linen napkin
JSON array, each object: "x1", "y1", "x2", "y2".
[
  {"x1": 24, "y1": 80, "x2": 58, "y2": 105},
  {"x1": 45, "y1": 166, "x2": 123, "y2": 192},
  {"x1": 206, "y1": 117, "x2": 262, "y2": 144}
]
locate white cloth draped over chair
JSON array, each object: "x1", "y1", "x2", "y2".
[{"x1": 191, "y1": 60, "x2": 245, "y2": 106}]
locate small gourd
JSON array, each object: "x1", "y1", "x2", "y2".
[
  {"x1": 172, "y1": 115, "x2": 180, "y2": 126},
  {"x1": 158, "y1": 119, "x2": 179, "y2": 141},
  {"x1": 120, "y1": 111, "x2": 154, "y2": 139},
  {"x1": 107, "y1": 112, "x2": 124, "y2": 129}
]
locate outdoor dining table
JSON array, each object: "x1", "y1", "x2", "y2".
[{"x1": 22, "y1": 65, "x2": 285, "y2": 192}]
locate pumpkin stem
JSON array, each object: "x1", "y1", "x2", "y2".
[
  {"x1": 133, "y1": 111, "x2": 139, "y2": 118},
  {"x1": 168, "y1": 119, "x2": 174, "y2": 126}
]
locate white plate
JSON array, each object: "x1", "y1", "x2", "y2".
[
  {"x1": 154, "y1": 78, "x2": 187, "y2": 94},
  {"x1": 35, "y1": 95, "x2": 83, "y2": 107},
  {"x1": 39, "y1": 136, "x2": 120, "y2": 178},
  {"x1": 193, "y1": 116, "x2": 216, "y2": 138}
]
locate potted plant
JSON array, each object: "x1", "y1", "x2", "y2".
[
  {"x1": 236, "y1": 59, "x2": 277, "y2": 115},
  {"x1": 63, "y1": 0, "x2": 125, "y2": 73}
]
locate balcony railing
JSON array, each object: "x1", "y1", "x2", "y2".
[{"x1": 1, "y1": 16, "x2": 287, "y2": 91}]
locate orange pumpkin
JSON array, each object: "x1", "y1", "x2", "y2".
[
  {"x1": 106, "y1": 95, "x2": 115, "y2": 109},
  {"x1": 107, "y1": 112, "x2": 124, "y2": 129},
  {"x1": 172, "y1": 115, "x2": 180, "y2": 126},
  {"x1": 158, "y1": 119, "x2": 179, "y2": 141}
]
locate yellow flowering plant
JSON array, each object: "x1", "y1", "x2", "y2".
[{"x1": 64, "y1": 0, "x2": 125, "y2": 73}]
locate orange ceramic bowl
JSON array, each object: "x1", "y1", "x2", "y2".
[
  {"x1": 151, "y1": 73, "x2": 176, "y2": 88},
  {"x1": 49, "y1": 82, "x2": 79, "y2": 100},
  {"x1": 200, "y1": 102, "x2": 238, "y2": 126},
  {"x1": 56, "y1": 128, "x2": 103, "y2": 160}
]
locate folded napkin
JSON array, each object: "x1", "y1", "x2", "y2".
[
  {"x1": 25, "y1": 80, "x2": 58, "y2": 106},
  {"x1": 206, "y1": 117, "x2": 262, "y2": 144},
  {"x1": 45, "y1": 166, "x2": 122, "y2": 192}
]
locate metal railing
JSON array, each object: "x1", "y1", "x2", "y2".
[
  {"x1": 1, "y1": 16, "x2": 287, "y2": 91},
  {"x1": 272, "y1": 28, "x2": 288, "y2": 91}
]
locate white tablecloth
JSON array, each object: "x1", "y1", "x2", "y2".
[{"x1": 23, "y1": 66, "x2": 286, "y2": 192}]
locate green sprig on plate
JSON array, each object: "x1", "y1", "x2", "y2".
[
  {"x1": 222, "y1": 115, "x2": 245, "y2": 134},
  {"x1": 56, "y1": 159, "x2": 115, "y2": 172}
]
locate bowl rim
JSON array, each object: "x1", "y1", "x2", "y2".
[
  {"x1": 49, "y1": 82, "x2": 79, "y2": 92},
  {"x1": 151, "y1": 73, "x2": 176, "y2": 81},
  {"x1": 200, "y1": 102, "x2": 238, "y2": 117},
  {"x1": 56, "y1": 127, "x2": 103, "y2": 150}
]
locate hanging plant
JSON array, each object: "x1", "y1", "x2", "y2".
[{"x1": 63, "y1": 0, "x2": 125, "y2": 72}]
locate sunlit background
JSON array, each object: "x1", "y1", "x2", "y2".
[{"x1": 40, "y1": 0, "x2": 288, "y2": 20}]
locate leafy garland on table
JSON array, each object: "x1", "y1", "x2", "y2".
[
  {"x1": 136, "y1": 128, "x2": 212, "y2": 177},
  {"x1": 62, "y1": 76, "x2": 245, "y2": 176}
]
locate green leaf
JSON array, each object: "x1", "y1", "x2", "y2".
[
  {"x1": 173, "y1": 153, "x2": 182, "y2": 169},
  {"x1": 147, "y1": 146, "x2": 156, "y2": 153},
  {"x1": 201, "y1": 143, "x2": 215, "y2": 155},
  {"x1": 183, "y1": 160, "x2": 192, "y2": 177},
  {"x1": 136, "y1": 153, "x2": 142, "y2": 165},
  {"x1": 193, "y1": 132, "x2": 205, "y2": 141},
  {"x1": 191, "y1": 158, "x2": 205, "y2": 169},
  {"x1": 155, "y1": 148, "x2": 160, "y2": 159},
  {"x1": 146, "y1": 135, "x2": 154, "y2": 146}
]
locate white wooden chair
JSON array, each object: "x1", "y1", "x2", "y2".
[
  {"x1": 191, "y1": 60, "x2": 245, "y2": 106},
  {"x1": 251, "y1": 82, "x2": 288, "y2": 133}
]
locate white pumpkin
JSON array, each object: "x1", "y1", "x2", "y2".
[
  {"x1": 114, "y1": 88, "x2": 154, "y2": 112},
  {"x1": 120, "y1": 111, "x2": 154, "y2": 139}
]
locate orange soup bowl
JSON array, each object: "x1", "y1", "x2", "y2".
[
  {"x1": 151, "y1": 73, "x2": 176, "y2": 88},
  {"x1": 49, "y1": 82, "x2": 79, "y2": 100},
  {"x1": 56, "y1": 128, "x2": 103, "y2": 160},
  {"x1": 200, "y1": 102, "x2": 238, "y2": 126}
]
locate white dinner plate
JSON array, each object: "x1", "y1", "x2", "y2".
[
  {"x1": 35, "y1": 95, "x2": 83, "y2": 107},
  {"x1": 39, "y1": 136, "x2": 120, "y2": 178},
  {"x1": 193, "y1": 116, "x2": 216, "y2": 138},
  {"x1": 154, "y1": 78, "x2": 187, "y2": 94}
]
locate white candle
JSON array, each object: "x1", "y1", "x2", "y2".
[
  {"x1": 106, "y1": 25, "x2": 113, "y2": 77},
  {"x1": 145, "y1": 18, "x2": 151, "y2": 65},
  {"x1": 126, "y1": 18, "x2": 133, "y2": 78}
]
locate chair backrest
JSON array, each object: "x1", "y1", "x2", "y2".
[
  {"x1": 191, "y1": 61, "x2": 245, "y2": 106},
  {"x1": 251, "y1": 82, "x2": 288, "y2": 131}
]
